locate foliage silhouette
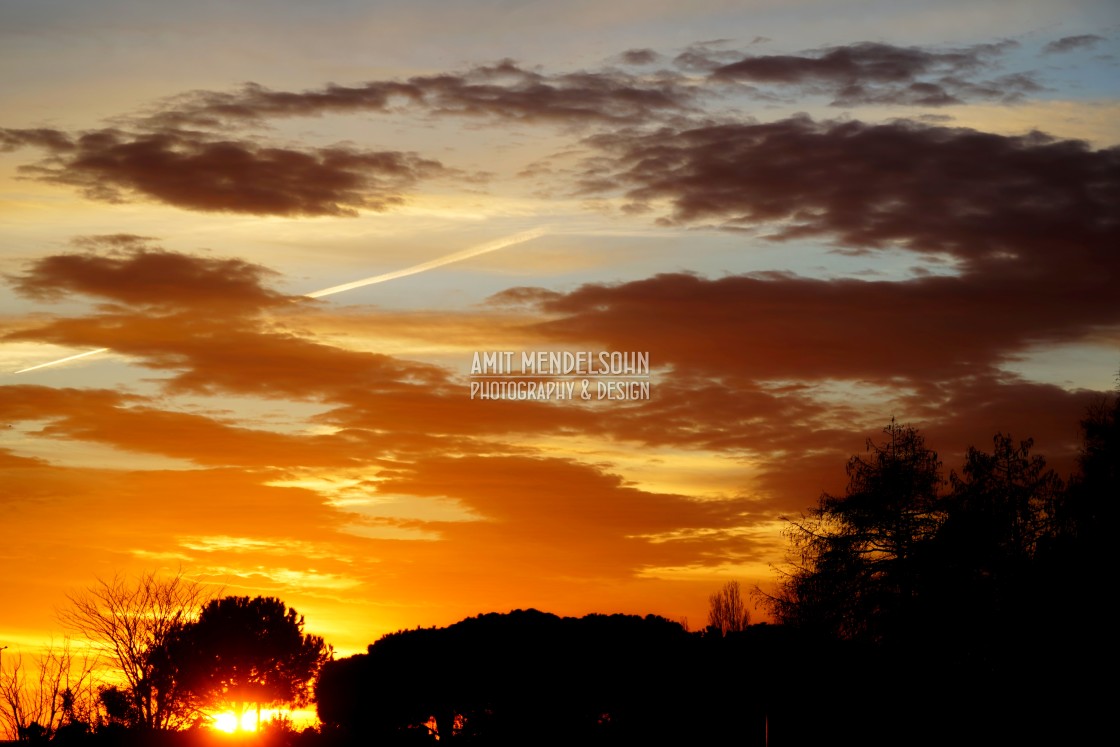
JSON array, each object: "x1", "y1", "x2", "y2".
[
  {"x1": 764, "y1": 420, "x2": 943, "y2": 642},
  {"x1": 756, "y1": 407, "x2": 1116, "y2": 745},
  {"x1": 1061, "y1": 386, "x2": 1119, "y2": 554},
  {"x1": 316, "y1": 610, "x2": 762, "y2": 745},
  {"x1": 168, "y1": 596, "x2": 330, "y2": 731}
]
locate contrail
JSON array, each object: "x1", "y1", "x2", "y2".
[
  {"x1": 14, "y1": 347, "x2": 111, "y2": 374},
  {"x1": 12, "y1": 227, "x2": 547, "y2": 373},
  {"x1": 305, "y1": 226, "x2": 547, "y2": 298}
]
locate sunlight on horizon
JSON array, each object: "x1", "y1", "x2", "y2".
[
  {"x1": 212, "y1": 712, "x2": 257, "y2": 734},
  {"x1": 210, "y1": 708, "x2": 317, "y2": 734}
]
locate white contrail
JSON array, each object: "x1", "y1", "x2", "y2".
[
  {"x1": 305, "y1": 226, "x2": 547, "y2": 298},
  {"x1": 13, "y1": 347, "x2": 110, "y2": 374},
  {"x1": 12, "y1": 227, "x2": 547, "y2": 373}
]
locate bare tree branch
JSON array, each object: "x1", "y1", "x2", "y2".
[
  {"x1": 58, "y1": 570, "x2": 214, "y2": 730},
  {"x1": 707, "y1": 580, "x2": 750, "y2": 635},
  {"x1": 0, "y1": 639, "x2": 98, "y2": 740}
]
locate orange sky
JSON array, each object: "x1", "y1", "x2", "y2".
[{"x1": 1, "y1": 0, "x2": 1118, "y2": 663}]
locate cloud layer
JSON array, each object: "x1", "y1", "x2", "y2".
[
  {"x1": 1, "y1": 35, "x2": 1090, "y2": 217},
  {"x1": 2, "y1": 29, "x2": 1116, "y2": 650},
  {"x1": 1, "y1": 128, "x2": 451, "y2": 216}
]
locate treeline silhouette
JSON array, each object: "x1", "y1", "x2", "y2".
[
  {"x1": 4, "y1": 393, "x2": 1114, "y2": 746},
  {"x1": 319, "y1": 610, "x2": 711, "y2": 745},
  {"x1": 311, "y1": 394, "x2": 1114, "y2": 746}
]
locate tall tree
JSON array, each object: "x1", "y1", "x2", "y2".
[
  {"x1": 171, "y1": 596, "x2": 330, "y2": 731},
  {"x1": 924, "y1": 433, "x2": 1064, "y2": 659},
  {"x1": 945, "y1": 433, "x2": 1063, "y2": 569},
  {"x1": 58, "y1": 570, "x2": 211, "y2": 730},
  {"x1": 1046, "y1": 386, "x2": 1117, "y2": 645},
  {"x1": 764, "y1": 420, "x2": 943, "y2": 641},
  {"x1": 707, "y1": 581, "x2": 750, "y2": 636},
  {"x1": 1063, "y1": 385, "x2": 1119, "y2": 548}
]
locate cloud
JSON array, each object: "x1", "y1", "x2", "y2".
[
  {"x1": 7, "y1": 239, "x2": 293, "y2": 312},
  {"x1": 709, "y1": 41, "x2": 1037, "y2": 105},
  {"x1": 582, "y1": 116, "x2": 1120, "y2": 282},
  {"x1": 493, "y1": 112, "x2": 1120, "y2": 391},
  {"x1": 1042, "y1": 35, "x2": 1106, "y2": 55},
  {"x1": 374, "y1": 454, "x2": 770, "y2": 574},
  {"x1": 619, "y1": 48, "x2": 661, "y2": 66},
  {"x1": 8, "y1": 237, "x2": 1106, "y2": 479},
  {"x1": 475, "y1": 108, "x2": 1117, "y2": 465},
  {"x1": 146, "y1": 60, "x2": 699, "y2": 130},
  {"x1": 2, "y1": 261, "x2": 596, "y2": 455},
  {"x1": 671, "y1": 40, "x2": 744, "y2": 72},
  {"x1": 0, "y1": 448, "x2": 48, "y2": 469},
  {"x1": 0, "y1": 39, "x2": 1061, "y2": 220},
  {"x1": 0, "y1": 127, "x2": 75, "y2": 152},
  {"x1": 0, "y1": 127, "x2": 451, "y2": 216},
  {"x1": 0, "y1": 385, "x2": 357, "y2": 468},
  {"x1": 495, "y1": 270, "x2": 1117, "y2": 387}
]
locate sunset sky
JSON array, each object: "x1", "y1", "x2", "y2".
[{"x1": 1, "y1": 0, "x2": 1118, "y2": 661}]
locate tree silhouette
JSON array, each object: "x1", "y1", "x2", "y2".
[
  {"x1": 1062, "y1": 384, "x2": 1119, "y2": 549},
  {"x1": 58, "y1": 570, "x2": 211, "y2": 729},
  {"x1": 943, "y1": 433, "x2": 1063, "y2": 576},
  {"x1": 707, "y1": 581, "x2": 750, "y2": 635},
  {"x1": 0, "y1": 640, "x2": 96, "y2": 741},
  {"x1": 171, "y1": 596, "x2": 330, "y2": 731},
  {"x1": 316, "y1": 610, "x2": 708, "y2": 745},
  {"x1": 764, "y1": 420, "x2": 943, "y2": 641},
  {"x1": 753, "y1": 412, "x2": 1114, "y2": 744}
]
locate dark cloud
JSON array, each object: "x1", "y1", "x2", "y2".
[
  {"x1": 499, "y1": 271, "x2": 1117, "y2": 385},
  {"x1": 471, "y1": 274, "x2": 1103, "y2": 515},
  {"x1": 69, "y1": 234, "x2": 157, "y2": 250},
  {"x1": 748, "y1": 375, "x2": 1094, "y2": 513},
  {"x1": 714, "y1": 41, "x2": 1008, "y2": 83},
  {"x1": 7, "y1": 242, "x2": 293, "y2": 312},
  {"x1": 0, "y1": 127, "x2": 450, "y2": 216},
  {"x1": 147, "y1": 80, "x2": 422, "y2": 128},
  {"x1": 583, "y1": 116, "x2": 1120, "y2": 283},
  {"x1": 4, "y1": 304, "x2": 603, "y2": 461},
  {"x1": 0, "y1": 39, "x2": 1060, "y2": 219},
  {"x1": 419, "y1": 62, "x2": 694, "y2": 124},
  {"x1": 7, "y1": 248, "x2": 1104, "y2": 510},
  {"x1": 896, "y1": 375, "x2": 1096, "y2": 472},
  {"x1": 619, "y1": 48, "x2": 661, "y2": 65},
  {"x1": 1043, "y1": 34, "x2": 1106, "y2": 54},
  {"x1": 503, "y1": 116, "x2": 1118, "y2": 399},
  {"x1": 3, "y1": 248, "x2": 597, "y2": 454},
  {"x1": 147, "y1": 61, "x2": 698, "y2": 130},
  {"x1": 502, "y1": 115, "x2": 1120, "y2": 437},
  {"x1": 0, "y1": 385, "x2": 357, "y2": 468},
  {"x1": 710, "y1": 41, "x2": 1035, "y2": 105},
  {"x1": 0, "y1": 127, "x2": 74, "y2": 153},
  {"x1": 671, "y1": 40, "x2": 745, "y2": 72}
]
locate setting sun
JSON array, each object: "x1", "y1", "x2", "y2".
[
  {"x1": 211, "y1": 712, "x2": 257, "y2": 734},
  {"x1": 210, "y1": 708, "x2": 315, "y2": 734}
]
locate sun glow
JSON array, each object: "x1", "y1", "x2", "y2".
[
  {"x1": 212, "y1": 712, "x2": 259, "y2": 734},
  {"x1": 209, "y1": 708, "x2": 317, "y2": 734}
]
